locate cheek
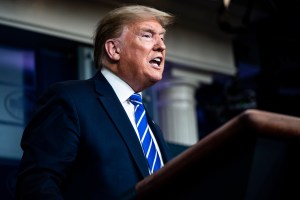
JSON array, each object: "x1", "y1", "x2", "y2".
[
  {"x1": 121, "y1": 41, "x2": 152, "y2": 65},
  {"x1": 132, "y1": 50, "x2": 150, "y2": 66}
]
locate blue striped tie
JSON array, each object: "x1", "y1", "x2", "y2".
[{"x1": 129, "y1": 93, "x2": 162, "y2": 174}]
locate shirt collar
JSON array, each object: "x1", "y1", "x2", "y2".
[{"x1": 101, "y1": 67, "x2": 140, "y2": 103}]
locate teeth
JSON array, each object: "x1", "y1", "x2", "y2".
[
  {"x1": 153, "y1": 58, "x2": 161, "y2": 62},
  {"x1": 150, "y1": 57, "x2": 162, "y2": 66}
]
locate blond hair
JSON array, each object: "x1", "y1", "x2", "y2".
[{"x1": 93, "y1": 5, "x2": 174, "y2": 69}]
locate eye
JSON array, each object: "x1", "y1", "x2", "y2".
[{"x1": 142, "y1": 32, "x2": 152, "y2": 38}]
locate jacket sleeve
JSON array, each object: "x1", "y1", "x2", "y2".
[{"x1": 16, "y1": 84, "x2": 80, "y2": 200}]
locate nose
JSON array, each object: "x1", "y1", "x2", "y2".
[{"x1": 154, "y1": 37, "x2": 166, "y2": 52}]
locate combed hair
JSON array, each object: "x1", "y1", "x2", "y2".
[{"x1": 93, "y1": 5, "x2": 174, "y2": 69}]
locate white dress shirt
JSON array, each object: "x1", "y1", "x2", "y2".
[{"x1": 101, "y1": 67, "x2": 164, "y2": 168}]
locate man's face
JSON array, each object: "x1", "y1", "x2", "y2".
[{"x1": 117, "y1": 19, "x2": 166, "y2": 92}]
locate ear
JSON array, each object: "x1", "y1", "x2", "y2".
[{"x1": 104, "y1": 39, "x2": 120, "y2": 61}]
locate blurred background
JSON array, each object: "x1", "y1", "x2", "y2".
[{"x1": 0, "y1": 0, "x2": 300, "y2": 199}]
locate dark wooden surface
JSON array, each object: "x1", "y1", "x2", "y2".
[{"x1": 134, "y1": 109, "x2": 300, "y2": 200}]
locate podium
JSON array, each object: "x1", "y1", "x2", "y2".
[{"x1": 133, "y1": 109, "x2": 300, "y2": 200}]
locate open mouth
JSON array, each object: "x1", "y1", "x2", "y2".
[{"x1": 149, "y1": 57, "x2": 162, "y2": 67}]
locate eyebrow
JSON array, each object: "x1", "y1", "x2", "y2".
[{"x1": 140, "y1": 27, "x2": 166, "y2": 36}]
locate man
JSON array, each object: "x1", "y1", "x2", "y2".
[{"x1": 16, "y1": 4, "x2": 174, "y2": 200}]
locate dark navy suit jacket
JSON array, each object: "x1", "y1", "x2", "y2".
[{"x1": 16, "y1": 71, "x2": 173, "y2": 200}]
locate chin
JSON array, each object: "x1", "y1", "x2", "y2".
[{"x1": 150, "y1": 77, "x2": 162, "y2": 84}]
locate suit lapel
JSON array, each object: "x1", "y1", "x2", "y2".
[{"x1": 93, "y1": 72, "x2": 150, "y2": 177}]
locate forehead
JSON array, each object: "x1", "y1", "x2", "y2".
[{"x1": 127, "y1": 19, "x2": 166, "y2": 33}]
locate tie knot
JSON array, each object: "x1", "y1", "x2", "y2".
[{"x1": 129, "y1": 93, "x2": 143, "y2": 106}]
